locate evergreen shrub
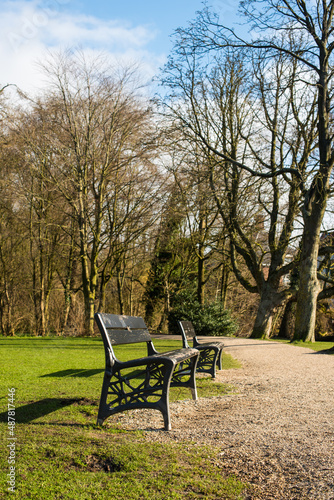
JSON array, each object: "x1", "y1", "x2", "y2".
[{"x1": 168, "y1": 290, "x2": 238, "y2": 336}]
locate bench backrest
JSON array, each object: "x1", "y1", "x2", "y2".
[
  {"x1": 178, "y1": 320, "x2": 196, "y2": 348},
  {"x1": 95, "y1": 313, "x2": 151, "y2": 346}
]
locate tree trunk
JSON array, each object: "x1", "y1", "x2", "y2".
[
  {"x1": 99, "y1": 277, "x2": 107, "y2": 313},
  {"x1": 3, "y1": 284, "x2": 14, "y2": 336},
  {"x1": 82, "y1": 287, "x2": 96, "y2": 336},
  {"x1": 62, "y1": 292, "x2": 71, "y2": 333},
  {"x1": 80, "y1": 216, "x2": 98, "y2": 336},
  {"x1": 279, "y1": 299, "x2": 296, "y2": 339},
  {"x1": 197, "y1": 215, "x2": 206, "y2": 305},
  {"x1": 197, "y1": 252, "x2": 205, "y2": 305},
  {"x1": 129, "y1": 275, "x2": 134, "y2": 316},
  {"x1": 251, "y1": 296, "x2": 276, "y2": 339},
  {"x1": 220, "y1": 263, "x2": 229, "y2": 309},
  {"x1": 251, "y1": 283, "x2": 288, "y2": 339},
  {"x1": 158, "y1": 279, "x2": 171, "y2": 333},
  {"x1": 82, "y1": 272, "x2": 96, "y2": 336},
  {"x1": 61, "y1": 239, "x2": 77, "y2": 333},
  {"x1": 294, "y1": 47, "x2": 331, "y2": 342},
  {"x1": 117, "y1": 268, "x2": 125, "y2": 315},
  {"x1": 293, "y1": 216, "x2": 322, "y2": 341},
  {"x1": 0, "y1": 297, "x2": 5, "y2": 335}
]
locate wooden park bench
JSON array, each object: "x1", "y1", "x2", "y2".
[
  {"x1": 178, "y1": 320, "x2": 224, "y2": 379},
  {"x1": 95, "y1": 313, "x2": 200, "y2": 431}
]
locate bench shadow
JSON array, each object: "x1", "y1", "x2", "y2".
[
  {"x1": 0, "y1": 397, "x2": 84, "y2": 423},
  {"x1": 40, "y1": 369, "x2": 103, "y2": 378}
]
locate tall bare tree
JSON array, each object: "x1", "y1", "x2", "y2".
[
  {"x1": 164, "y1": 1, "x2": 334, "y2": 340},
  {"x1": 165, "y1": 145, "x2": 224, "y2": 305},
  {"x1": 33, "y1": 51, "x2": 160, "y2": 334},
  {"x1": 160, "y1": 44, "x2": 317, "y2": 338},
  {"x1": 9, "y1": 110, "x2": 65, "y2": 335}
]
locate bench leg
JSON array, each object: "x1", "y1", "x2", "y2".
[
  {"x1": 96, "y1": 358, "x2": 198, "y2": 431},
  {"x1": 197, "y1": 348, "x2": 218, "y2": 378},
  {"x1": 163, "y1": 412, "x2": 172, "y2": 431},
  {"x1": 145, "y1": 361, "x2": 176, "y2": 431},
  {"x1": 189, "y1": 355, "x2": 198, "y2": 400},
  {"x1": 96, "y1": 372, "x2": 112, "y2": 425},
  {"x1": 217, "y1": 348, "x2": 223, "y2": 370}
]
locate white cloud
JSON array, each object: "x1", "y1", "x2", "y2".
[
  {"x1": 0, "y1": 0, "x2": 164, "y2": 93},
  {"x1": 46, "y1": 18, "x2": 155, "y2": 48}
]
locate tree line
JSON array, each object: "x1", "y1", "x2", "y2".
[{"x1": 0, "y1": 0, "x2": 334, "y2": 341}]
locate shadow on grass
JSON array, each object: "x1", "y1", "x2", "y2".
[
  {"x1": 307, "y1": 347, "x2": 334, "y2": 355},
  {"x1": 0, "y1": 397, "x2": 84, "y2": 423},
  {"x1": 41, "y1": 369, "x2": 103, "y2": 378},
  {"x1": 0, "y1": 338, "x2": 102, "y2": 348}
]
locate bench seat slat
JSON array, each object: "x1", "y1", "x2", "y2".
[
  {"x1": 109, "y1": 347, "x2": 199, "y2": 370},
  {"x1": 153, "y1": 348, "x2": 199, "y2": 362},
  {"x1": 196, "y1": 341, "x2": 224, "y2": 349}
]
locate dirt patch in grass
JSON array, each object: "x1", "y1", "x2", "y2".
[{"x1": 78, "y1": 454, "x2": 124, "y2": 473}]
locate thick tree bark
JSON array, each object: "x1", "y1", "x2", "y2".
[
  {"x1": 278, "y1": 299, "x2": 296, "y2": 339},
  {"x1": 294, "y1": 209, "x2": 324, "y2": 341},
  {"x1": 294, "y1": 41, "x2": 333, "y2": 342},
  {"x1": 251, "y1": 281, "x2": 292, "y2": 339},
  {"x1": 197, "y1": 250, "x2": 205, "y2": 305},
  {"x1": 86, "y1": 296, "x2": 95, "y2": 337},
  {"x1": 251, "y1": 287, "x2": 276, "y2": 338}
]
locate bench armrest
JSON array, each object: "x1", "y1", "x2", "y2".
[{"x1": 146, "y1": 340, "x2": 159, "y2": 356}]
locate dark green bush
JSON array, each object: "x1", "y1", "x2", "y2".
[{"x1": 168, "y1": 290, "x2": 238, "y2": 336}]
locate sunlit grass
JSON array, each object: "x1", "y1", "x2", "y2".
[{"x1": 272, "y1": 337, "x2": 334, "y2": 353}]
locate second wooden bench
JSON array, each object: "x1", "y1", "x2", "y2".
[{"x1": 178, "y1": 320, "x2": 224, "y2": 379}]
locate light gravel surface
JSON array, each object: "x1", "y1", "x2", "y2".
[{"x1": 110, "y1": 338, "x2": 334, "y2": 499}]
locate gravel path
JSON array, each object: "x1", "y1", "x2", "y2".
[{"x1": 111, "y1": 338, "x2": 334, "y2": 499}]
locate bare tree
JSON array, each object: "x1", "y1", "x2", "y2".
[
  {"x1": 0, "y1": 143, "x2": 25, "y2": 336},
  {"x1": 160, "y1": 43, "x2": 317, "y2": 338},
  {"x1": 164, "y1": 145, "x2": 225, "y2": 305},
  {"x1": 9, "y1": 111, "x2": 65, "y2": 335},
  {"x1": 163, "y1": 1, "x2": 334, "y2": 340},
  {"x1": 33, "y1": 51, "x2": 160, "y2": 334},
  {"x1": 144, "y1": 182, "x2": 199, "y2": 331},
  {"x1": 96, "y1": 151, "x2": 164, "y2": 315}
]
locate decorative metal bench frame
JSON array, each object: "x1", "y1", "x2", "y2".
[
  {"x1": 95, "y1": 313, "x2": 199, "y2": 431},
  {"x1": 178, "y1": 320, "x2": 224, "y2": 379}
]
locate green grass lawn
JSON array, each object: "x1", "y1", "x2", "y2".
[
  {"x1": 0, "y1": 337, "x2": 245, "y2": 500},
  {"x1": 271, "y1": 338, "x2": 334, "y2": 353}
]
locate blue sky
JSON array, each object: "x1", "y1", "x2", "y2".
[{"x1": 0, "y1": 0, "x2": 238, "y2": 92}]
